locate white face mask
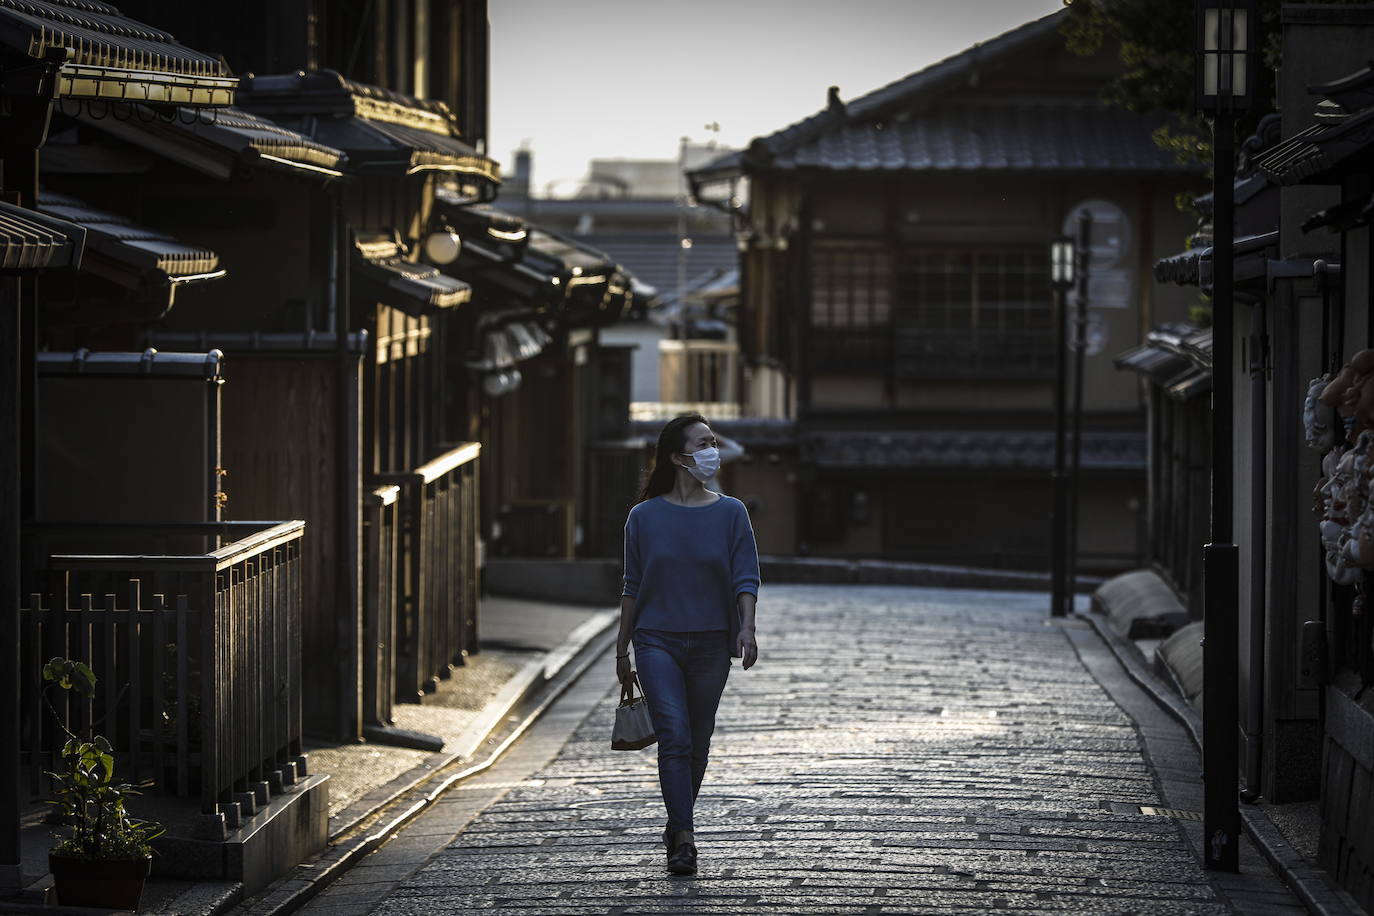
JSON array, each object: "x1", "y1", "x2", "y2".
[{"x1": 679, "y1": 446, "x2": 720, "y2": 482}]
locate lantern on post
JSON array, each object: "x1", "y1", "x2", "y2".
[
  {"x1": 1051, "y1": 237, "x2": 1076, "y2": 290},
  {"x1": 1049, "y1": 235, "x2": 1075, "y2": 618},
  {"x1": 1195, "y1": 0, "x2": 1254, "y2": 876},
  {"x1": 1196, "y1": 0, "x2": 1256, "y2": 114}
]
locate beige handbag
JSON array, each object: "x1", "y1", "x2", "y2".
[{"x1": 611, "y1": 673, "x2": 656, "y2": 750}]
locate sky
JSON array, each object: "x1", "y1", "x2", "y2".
[{"x1": 489, "y1": 0, "x2": 1065, "y2": 196}]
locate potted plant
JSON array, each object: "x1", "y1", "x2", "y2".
[{"x1": 42, "y1": 657, "x2": 163, "y2": 911}]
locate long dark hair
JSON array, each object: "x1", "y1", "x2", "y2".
[{"x1": 636, "y1": 413, "x2": 709, "y2": 503}]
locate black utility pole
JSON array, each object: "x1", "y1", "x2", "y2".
[
  {"x1": 1050, "y1": 237, "x2": 1075, "y2": 617},
  {"x1": 1195, "y1": 0, "x2": 1251, "y2": 874},
  {"x1": 1202, "y1": 109, "x2": 1240, "y2": 873},
  {"x1": 1067, "y1": 211, "x2": 1093, "y2": 608}
]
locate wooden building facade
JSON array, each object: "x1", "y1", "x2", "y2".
[
  {"x1": 691, "y1": 11, "x2": 1204, "y2": 571},
  {"x1": 1, "y1": 0, "x2": 640, "y2": 896}
]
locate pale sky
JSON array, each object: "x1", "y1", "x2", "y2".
[{"x1": 489, "y1": 0, "x2": 1065, "y2": 196}]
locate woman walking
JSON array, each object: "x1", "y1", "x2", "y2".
[{"x1": 617, "y1": 413, "x2": 760, "y2": 875}]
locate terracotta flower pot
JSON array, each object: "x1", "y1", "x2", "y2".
[{"x1": 49, "y1": 852, "x2": 152, "y2": 910}]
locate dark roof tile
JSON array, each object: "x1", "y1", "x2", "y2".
[
  {"x1": 800, "y1": 428, "x2": 1145, "y2": 471},
  {"x1": 576, "y1": 232, "x2": 736, "y2": 301},
  {"x1": 776, "y1": 103, "x2": 1184, "y2": 173},
  {"x1": 0, "y1": 0, "x2": 227, "y2": 78}
]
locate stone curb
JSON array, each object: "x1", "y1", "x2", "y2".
[
  {"x1": 1078, "y1": 610, "x2": 1363, "y2": 916},
  {"x1": 762, "y1": 555, "x2": 1106, "y2": 592},
  {"x1": 220, "y1": 611, "x2": 619, "y2": 916}
]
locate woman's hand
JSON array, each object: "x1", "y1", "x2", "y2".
[
  {"x1": 616, "y1": 653, "x2": 633, "y2": 687},
  {"x1": 736, "y1": 628, "x2": 758, "y2": 670}
]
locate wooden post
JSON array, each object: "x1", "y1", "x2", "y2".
[
  {"x1": 1, "y1": 142, "x2": 40, "y2": 894},
  {"x1": 0, "y1": 258, "x2": 21, "y2": 895}
]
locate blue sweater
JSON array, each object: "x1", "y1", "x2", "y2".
[{"x1": 622, "y1": 494, "x2": 761, "y2": 636}]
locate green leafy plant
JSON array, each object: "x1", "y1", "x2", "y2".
[
  {"x1": 42, "y1": 657, "x2": 163, "y2": 860},
  {"x1": 1062, "y1": 0, "x2": 1372, "y2": 170}
]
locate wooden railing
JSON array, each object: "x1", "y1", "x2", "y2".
[
  {"x1": 659, "y1": 339, "x2": 738, "y2": 404},
  {"x1": 806, "y1": 327, "x2": 1058, "y2": 378},
  {"x1": 363, "y1": 485, "x2": 401, "y2": 727},
  {"x1": 20, "y1": 521, "x2": 305, "y2": 836},
  {"x1": 378, "y1": 442, "x2": 480, "y2": 702}
]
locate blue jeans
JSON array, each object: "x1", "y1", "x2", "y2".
[{"x1": 633, "y1": 629, "x2": 731, "y2": 834}]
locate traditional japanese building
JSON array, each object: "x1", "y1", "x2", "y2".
[
  {"x1": 691, "y1": 10, "x2": 1205, "y2": 568},
  {"x1": 1133, "y1": 9, "x2": 1374, "y2": 908}
]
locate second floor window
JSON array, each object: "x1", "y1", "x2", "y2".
[
  {"x1": 806, "y1": 243, "x2": 1057, "y2": 377},
  {"x1": 896, "y1": 248, "x2": 1051, "y2": 337},
  {"x1": 811, "y1": 246, "x2": 893, "y2": 328}
]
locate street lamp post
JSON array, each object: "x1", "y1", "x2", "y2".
[
  {"x1": 1050, "y1": 236, "x2": 1076, "y2": 617},
  {"x1": 1196, "y1": 0, "x2": 1254, "y2": 874},
  {"x1": 1067, "y1": 212, "x2": 1093, "y2": 611}
]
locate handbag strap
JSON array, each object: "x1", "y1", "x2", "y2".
[{"x1": 620, "y1": 672, "x2": 643, "y2": 706}]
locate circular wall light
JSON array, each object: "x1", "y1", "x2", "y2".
[{"x1": 424, "y1": 229, "x2": 462, "y2": 265}]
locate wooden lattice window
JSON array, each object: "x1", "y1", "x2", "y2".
[
  {"x1": 895, "y1": 248, "x2": 1051, "y2": 334},
  {"x1": 811, "y1": 247, "x2": 893, "y2": 328}
]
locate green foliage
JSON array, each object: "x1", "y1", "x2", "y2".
[
  {"x1": 42, "y1": 658, "x2": 96, "y2": 697},
  {"x1": 1189, "y1": 300, "x2": 1214, "y2": 328},
  {"x1": 1061, "y1": 0, "x2": 1370, "y2": 165},
  {"x1": 42, "y1": 658, "x2": 162, "y2": 861}
]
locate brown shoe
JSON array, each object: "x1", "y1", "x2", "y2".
[{"x1": 667, "y1": 829, "x2": 697, "y2": 875}]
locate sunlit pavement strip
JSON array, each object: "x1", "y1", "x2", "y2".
[{"x1": 363, "y1": 586, "x2": 1292, "y2": 914}]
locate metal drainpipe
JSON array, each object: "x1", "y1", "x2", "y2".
[
  {"x1": 1242, "y1": 298, "x2": 1267, "y2": 802},
  {"x1": 334, "y1": 186, "x2": 362, "y2": 741}
]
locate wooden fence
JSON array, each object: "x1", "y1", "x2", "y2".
[
  {"x1": 20, "y1": 521, "x2": 305, "y2": 835},
  {"x1": 363, "y1": 484, "x2": 400, "y2": 727},
  {"x1": 378, "y1": 442, "x2": 481, "y2": 702}
]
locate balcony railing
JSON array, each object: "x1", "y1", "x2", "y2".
[
  {"x1": 659, "y1": 339, "x2": 738, "y2": 404},
  {"x1": 807, "y1": 327, "x2": 1058, "y2": 379},
  {"x1": 629, "y1": 401, "x2": 742, "y2": 422},
  {"x1": 377, "y1": 442, "x2": 481, "y2": 702},
  {"x1": 363, "y1": 485, "x2": 401, "y2": 728},
  {"x1": 20, "y1": 521, "x2": 305, "y2": 836},
  {"x1": 894, "y1": 327, "x2": 1057, "y2": 379}
]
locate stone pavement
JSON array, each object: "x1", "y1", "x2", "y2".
[
  {"x1": 306, "y1": 585, "x2": 1308, "y2": 915},
  {"x1": 305, "y1": 595, "x2": 612, "y2": 823}
]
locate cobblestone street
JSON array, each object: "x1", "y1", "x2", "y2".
[{"x1": 310, "y1": 586, "x2": 1302, "y2": 915}]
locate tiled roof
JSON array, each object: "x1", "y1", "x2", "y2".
[
  {"x1": 1153, "y1": 231, "x2": 1278, "y2": 290},
  {"x1": 0, "y1": 202, "x2": 83, "y2": 271},
  {"x1": 525, "y1": 229, "x2": 616, "y2": 279},
  {"x1": 434, "y1": 203, "x2": 643, "y2": 324},
  {"x1": 775, "y1": 102, "x2": 1183, "y2": 173},
  {"x1": 1115, "y1": 343, "x2": 1193, "y2": 386},
  {"x1": 40, "y1": 190, "x2": 220, "y2": 280},
  {"x1": 0, "y1": 0, "x2": 236, "y2": 104},
  {"x1": 1303, "y1": 193, "x2": 1374, "y2": 233},
  {"x1": 1114, "y1": 324, "x2": 1213, "y2": 402},
  {"x1": 238, "y1": 70, "x2": 498, "y2": 180},
  {"x1": 77, "y1": 105, "x2": 347, "y2": 180},
  {"x1": 0, "y1": 0, "x2": 226, "y2": 78},
  {"x1": 353, "y1": 233, "x2": 471, "y2": 316},
  {"x1": 694, "y1": 9, "x2": 1197, "y2": 180},
  {"x1": 578, "y1": 232, "x2": 736, "y2": 301},
  {"x1": 800, "y1": 429, "x2": 1146, "y2": 471},
  {"x1": 695, "y1": 12, "x2": 1068, "y2": 181},
  {"x1": 1254, "y1": 110, "x2": 1374, "y2": 186},
  {"x1": 844, "y1": 14, "x2": 1066, "y2": 120},
  {"x1": 1310, "y1": 61, "x2": 1374, "y2": 114}
]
